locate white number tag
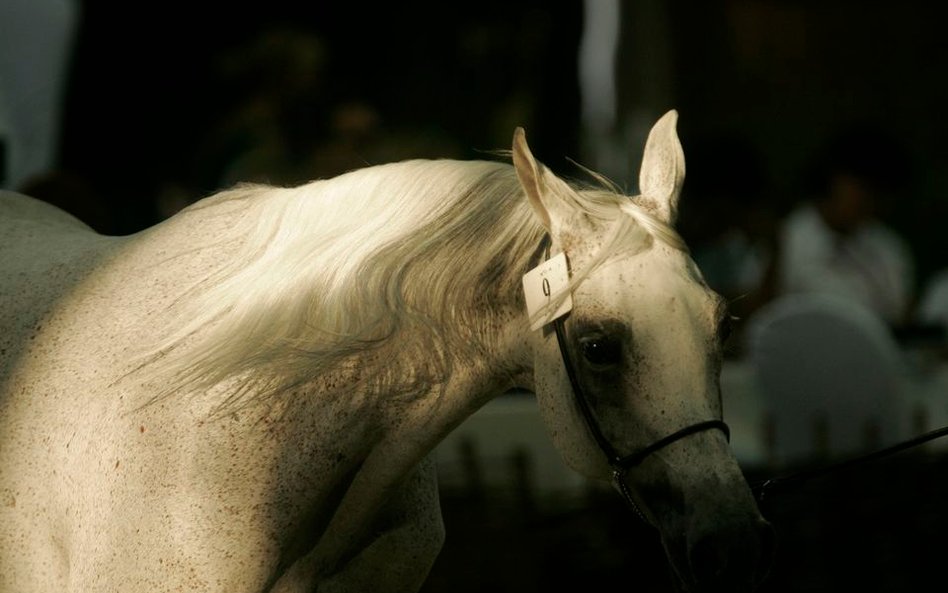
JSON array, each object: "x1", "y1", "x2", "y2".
[{"x1": 522, "y1": 252, "x2": 573, "y2": 331}]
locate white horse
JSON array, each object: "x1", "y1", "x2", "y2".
[{"x1": 0, "y1": 111, "x2": 773, "y2": 592}]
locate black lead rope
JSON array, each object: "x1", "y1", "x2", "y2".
[{"x1": 753, "y1": 424, "x2": 948, "y2": 505}]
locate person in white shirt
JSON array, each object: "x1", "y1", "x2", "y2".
[{"x1": 776, "y1": 126, "x2": 915, "y2": 326}]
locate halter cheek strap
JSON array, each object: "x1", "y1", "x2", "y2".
[{"x1": 540, "y1": 236, "x2": 730, "y2": 523}]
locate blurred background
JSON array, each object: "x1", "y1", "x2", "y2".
[{"x1": 3, "y1": 0, "x2": 948, "y2": 591}]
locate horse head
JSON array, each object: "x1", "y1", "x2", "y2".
[{"x1": 513, "y1": 111, "x2": 775, "y2": 592}]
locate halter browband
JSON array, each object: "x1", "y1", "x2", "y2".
[{"x1": 538, "y1": 235, "x2": 730, "y2": 522}]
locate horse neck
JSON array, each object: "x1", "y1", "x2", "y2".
[
  {"x1": 137, "y1": 174, "x2": 540, "y2": 421},
  {"x1": 376, "y1": 297, "x2": 532, "y2": 423}
]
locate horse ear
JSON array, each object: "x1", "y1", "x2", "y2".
[
  {"x1": 512, "y1": 127, "x2": 564, "y2": 233},
  {"x1": 638, "y1": 110, "x2": 686, "y2": 224}
]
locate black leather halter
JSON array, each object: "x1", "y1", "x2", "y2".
[{"x1": 539, "y1": 236, "x2": 730, "y2": 522}]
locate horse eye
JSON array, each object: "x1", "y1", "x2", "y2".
[{"x1": 579, "y1": 335, "x2": 622, "y2": 367}]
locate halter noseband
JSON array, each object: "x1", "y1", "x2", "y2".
[{"x1": 539, "y1": 236, "x2": 730, "y2": 523}]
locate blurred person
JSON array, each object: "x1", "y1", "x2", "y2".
[{"x1": 775, "y1": 125, "x2": 914, "y2": 326}]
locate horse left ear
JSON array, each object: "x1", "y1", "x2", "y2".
[
  {"x1": 638, "y1": 110, "x2": 686, "y2": 224},
  {"x1": 512, "y1": 127, "x2": 572, "y2": 234}
]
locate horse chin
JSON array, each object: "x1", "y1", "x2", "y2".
[{"x1": 654, "y1": 504, "x2": 776, "y2": 593}]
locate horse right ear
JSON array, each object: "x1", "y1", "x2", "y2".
[{"x1": 512, "y1": 127, "x2": 571, "y2": 234}]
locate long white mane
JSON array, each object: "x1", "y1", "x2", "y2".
[{"x1": 139, "y1": 158, "x2": 683, "y2": 412}]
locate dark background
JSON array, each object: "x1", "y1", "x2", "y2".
[
  {"x1": 53, "y1": 0, "x2": 948, "y2": 292},
  {"x1": 58, "y1": 1, "x2": 583, "y2": 231}
]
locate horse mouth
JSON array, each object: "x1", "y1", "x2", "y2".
[{"x1": 662, "y1": 517, "x2": 776, "y2": 593}]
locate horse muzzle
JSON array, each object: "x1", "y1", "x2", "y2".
[{"x1": 681, "y1": 515, "x2": 776, "y2": 593}]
